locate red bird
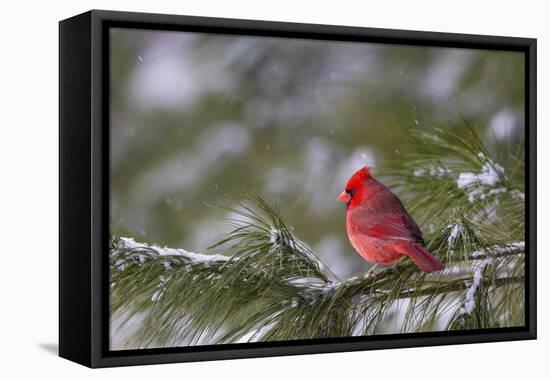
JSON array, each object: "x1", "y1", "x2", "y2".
[{"x1": 338, "y1": 166, "x2": 444, "y2": 273}]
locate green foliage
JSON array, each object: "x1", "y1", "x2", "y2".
[
  {"x1": 110, "y1": 123, "x2": 525, "y2": 349},
  {"x1": 383, "y1": 122, "x2": 525, "y2": 241}
]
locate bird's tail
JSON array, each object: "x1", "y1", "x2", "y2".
[{"x1": 395, "y1": 242, "x2": 444, "y2": 273}]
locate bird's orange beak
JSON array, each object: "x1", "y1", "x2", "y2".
[{"x1": 337, "y1": 191, "x2": 351, "y2": 202}]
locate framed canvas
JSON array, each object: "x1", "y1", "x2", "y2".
[{"x1": 59, "y1": 10, "x2": 537, "y2": 368}]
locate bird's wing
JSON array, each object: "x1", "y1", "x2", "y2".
[{"x1": 349, "y1": 207, "x2": 423, "y2": 243}]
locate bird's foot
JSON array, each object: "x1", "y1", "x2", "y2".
[{"x1": 365, "y1": 264, "x2": 379, "y2": 277}]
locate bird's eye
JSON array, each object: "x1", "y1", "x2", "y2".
[{"x1": 346, "y1": 188, "x2": 356, "y2": 197}]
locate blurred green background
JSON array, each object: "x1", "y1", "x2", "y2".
[{"x1": 110, "y1": 28, "x2": 524, "y2": 279}]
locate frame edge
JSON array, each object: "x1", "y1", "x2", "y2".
[{"x1": 59, "y1": 11, "x2": 94, "y2": 368}]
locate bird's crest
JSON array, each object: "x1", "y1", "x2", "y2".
[{"x1": 346, "y1": 166, "x2": 372, "y2": 189}]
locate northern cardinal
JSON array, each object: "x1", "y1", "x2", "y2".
[{"x1": 338, "y1": 166, "x2": 444, "y2": 273}]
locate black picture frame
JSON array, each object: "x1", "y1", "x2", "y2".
[{"x1": 59, "y1": 9, "x2": 537, "y2": 368}]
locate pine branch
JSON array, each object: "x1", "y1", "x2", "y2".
[
  {"x1": 456, "y1": 243, "x2": 525, "y2": 262},
  {"x1": 112, "y1": 237, "x2": 524, "y2": 295},
  {"x1": 110, "y1": 207, "x2": 524, "y2": 346},
  {"x1": 393, "y1": 276, "x2": 524, "y2": 299}
]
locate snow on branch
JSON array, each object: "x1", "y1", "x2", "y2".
[
  {"x1": 121, "y1": 236, "x2": 229, "y2": 262},
  {"x1": 111, "y1": 235, "x2": 525, "y2": 300},
  {"x1": 113, "y1": 236, "x2": 524, "y2": 267}
]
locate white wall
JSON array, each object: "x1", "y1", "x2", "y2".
[{"x1": 1, "y1": 0, "x2": 546, "y2": 376}]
